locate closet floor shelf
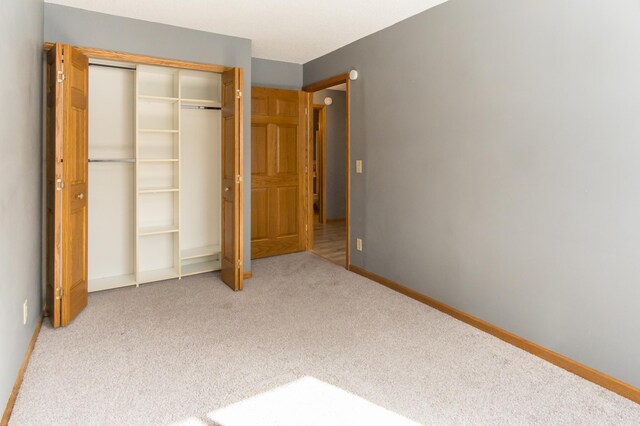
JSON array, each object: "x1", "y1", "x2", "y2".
[
  {"x1": 88, "y1": 274, "x2": 136, "y2": 292},
  {"x1": 181, "y1": 245, "x2": 221, "y2": 260},
  {"x1": 181, "y1": 260, "x2": 220, "y2": 277},
  {"x1": 138, "y1": 267, "x2": 179, "y2": 284}
]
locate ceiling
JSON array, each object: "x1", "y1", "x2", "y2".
[{"x1": 45, "y1": 0, "x2": 449, "y2": 64}]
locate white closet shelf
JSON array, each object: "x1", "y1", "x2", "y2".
[
  {"x1": 88, "y1": 274, "x2": 136, "y2": 292},
  {"x1": 138, "y1": 95, "x2": 179, "y2": 103},
  {"x1": 138, "y1": 267, "x2": 179, "y2": 284},
  {"x1": 139, "y1": 129, "x2": 179, "y2": 133},
  {"x1": 181, "y1": 98, "x2": 221, "y2": 107},
  {"x1": 138, "y1": 159, "x2": 179, "y2": 163},
  {"x1": 181, "y1": 260, "x2": 220, "y2": 277},
  {"x1": 138, "y1": 224, "x2": 179, "y2": 236},
  {"x1": 138, "y1": 187, "x2": 179, "y2": 194},
  {"x1": 181, "y1": 245, "x2": 221, "y2": 260}
]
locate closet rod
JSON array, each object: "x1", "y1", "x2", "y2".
[
  {"x1": 88, "y1": 63, "x2": 136, "y2": 71},
  {"x1": 181, "y1": 105, "x2": 222, "y2": 110},
  {"x1": 89, "y1": 159, "x2": 135, "y2": 163}
]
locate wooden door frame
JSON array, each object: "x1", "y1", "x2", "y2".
[
  {"x1": 312, "y1": 104, "x2": 327, "y2": 224},
  {"x1": 43, "y1": 42, "x2": 245, "y2": 302},
  {"x1": 303, "y1": 74, "x2": 351, "y2": 268}
]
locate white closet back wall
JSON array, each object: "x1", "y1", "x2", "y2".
[
  {"x1": 180, "y1": 70, "x2": 221, "y2": 276},
  {"x1": 88, "y1": 60, "x2": 221, "y2": 293},
  {"x1": 88, "y1": 63, "x2": 136, "y2": 292}
]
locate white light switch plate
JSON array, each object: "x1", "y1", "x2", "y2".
[
  {"x1": 23, "y1": 300, "x2": 28, "y2": 325},
  {"x1": 356, "y1": 160, "x2": 363, "y2": 174},
  {"x1": 356, "y1": 238, "x2": 363, "y2": 251}
]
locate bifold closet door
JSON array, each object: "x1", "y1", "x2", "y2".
[
  {"x1": 220, "y1": 68, "x2": 243, "y2": 291},
  {"x1": 45, "y1": 44, "x2": 90, "y2": 327}
]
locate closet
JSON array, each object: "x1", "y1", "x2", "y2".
[
  {"x1": 88, "y1": 61, "x2": 222, "y2": 291},
  {"x1": 45, "y1": 43, "x2": 244, "y2": 328}
]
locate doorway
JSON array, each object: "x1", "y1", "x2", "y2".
[{"x1": 304, "y1": 76, "x2": 350, "y2": 268}]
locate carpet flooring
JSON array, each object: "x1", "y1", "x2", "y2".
[{"x1": 10, "y1": 252, "x2": 640, "y2": 425}]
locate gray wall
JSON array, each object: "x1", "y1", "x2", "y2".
[
  {"x1": 304, "y1": 0, "x2": 640, "y2": 388},
  {"x1": 252, "y1": 58, "x2": 302, "y2": 90},
  {"x1": 313, "y1": 90, "x2": 347, "y2": 220},
  {"x1": 44, "y1": 3, "x2": 254, "y2": 270},
  {"x1": 0, "y1": 0, "x2": 44, "y2": 411}
]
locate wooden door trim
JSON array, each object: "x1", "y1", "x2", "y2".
[
  {"x1": 302, "y1": 73, "x2": 350, "y2": 93},
  {"x1": 312, "y1": 104, "x2": 327, "y2": 224},
  {"x1": 304, "y1": 75, "x2": 351, "y2": 269},
  {"x1": 44, "y1": 42, "x2": 232, "y2": 73}
]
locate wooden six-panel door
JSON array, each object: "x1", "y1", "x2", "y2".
[
  {"x1": 45, "y1": 44, "x2": 89, "y2": 327},
  {"x1": 220, "y1": 68, "x2": 244, "y2": 291},
  {"x1": 61, "y1": 46, "x2": 89, "y2": 326},
  {"x1": 45, "y1": 44, "x2": 63, "y2": 327},
  {"x1": 251, "y1": 87, "x2": 307, "y2": 259}
]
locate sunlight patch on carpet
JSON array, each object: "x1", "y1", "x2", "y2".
[{"x1": 172, "y1": 376, "x2": 420, "y2": 426}]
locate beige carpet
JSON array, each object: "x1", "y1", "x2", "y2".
[{"x1": 10, "y1": 252, "x2": 640, "y2": 425}]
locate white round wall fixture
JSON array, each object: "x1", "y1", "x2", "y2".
[
  {"x1": 349, "y1": 69, "x2": 358, "y2": 80},
  {"x1": 324, "y1": 97, "x2": 333, "y2": 106}
]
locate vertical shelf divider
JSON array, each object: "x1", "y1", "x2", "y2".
[
  {"x1": 134, "y1": 64, "x2": 140, "y2": 287},
  {"x1": 177, "y1": 70, "x2": 183, "y2": 279}
]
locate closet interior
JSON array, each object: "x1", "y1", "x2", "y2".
[{"x1": 88, "y1": 60, "x2": 222, "y2": 292}]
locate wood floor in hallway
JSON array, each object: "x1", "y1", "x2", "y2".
[{"x1": 312, "y1": 219, "x2": 346, "y2": 267}]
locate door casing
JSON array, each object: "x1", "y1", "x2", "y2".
[
  {"x1": 303, "y1": 74, "x2": 351, "y2": 268},
  {"x1": 312, "y1": 104, "x2": 327, "y2": 225}
]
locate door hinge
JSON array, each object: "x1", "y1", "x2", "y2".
[
  {"x1": 56, "y1": 178, "x2": 64, "y2": 191},
  {"x1": 56, "y1": 287, "x2": 64, "y2": 300},
  {"x1": 237, "y1": 259, "x2": 242, "y2": 269},
  {"x1": 57, "y1": 70, "x2": 66, "y2": 83},
  {"x1": 236, "y1": 175, "x2": 243, "y2": 184},
  {"x1": 305, "y1": 107, "x2": 308, "y2": 116},
  {"x1": 236, "y1": 89, "x2": 242, "y2": 99},
  {"x1": 305, "y1": 224, "x2": 308, "y2": 232}
]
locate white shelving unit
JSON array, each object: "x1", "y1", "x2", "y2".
[
  {"x1": 87, "y1": 61, "x2": 222, "y2": 293},
  {"x1": 136, "y1": 65, "x2": 181, "y2": 285}
]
